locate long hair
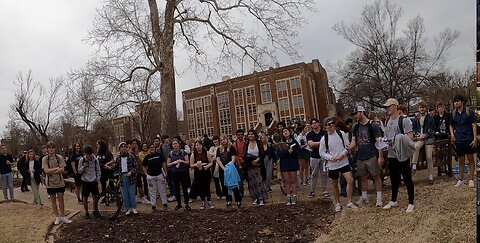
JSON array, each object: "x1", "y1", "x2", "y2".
[
  {"x1": 97, "y1": 140, "x2": 109, "y2": 155},
  {"x1": 219, "y1": 134, "x2": 232, "y2": 153},
  {"x1": 193, "y1": 139, "x2": 208, "y2": 161}
]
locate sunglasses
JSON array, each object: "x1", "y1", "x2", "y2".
[{"x1": 326, "y1": 122, "x2": 334, "y2": 127}]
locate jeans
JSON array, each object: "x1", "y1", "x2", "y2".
[
  {"x1": 388, "y1": 158, "x2": 415, "y2": 205},
  {"x1": 120, "y1": 174, "x2": 137, "y2": 209},
  {"x1": 1, "y1": 173, "x2": 14, "y2": 200},
  {"x1": 310, "y1": 158, "x2": 328, "y2": 194},
  {"x1": 147, "y1": 174, "x2": 168, "y2": 206}
]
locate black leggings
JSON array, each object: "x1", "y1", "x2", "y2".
[
  {"x1": 219, "y1": 169, "x2": 242, "y2": 202},
  {"x1": 172, "y1": 171, "x2": 190, "y2": 205},
  {"x1": 388, "y1": 158, "x2": 415, "y2": 205},
  {"x1": 196, "y1": 170, "x2": 212, "y2": 201}
]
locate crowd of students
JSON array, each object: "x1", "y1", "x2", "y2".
[{"x1": 0, "y1": 94, "x2": 476, "y2": 225}]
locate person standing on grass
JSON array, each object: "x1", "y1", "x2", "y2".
[
  {"x1": 0, "y1": 145, "x2": 15, "y2": 201},
  {"x1": 42, "y1": 141, "x2": 72, "y2": 225},
  {"x1": 190, "y1": 140, "x2": 214, "y2": 209},
  {"x1": 143, "y1": 143, "x2": 168, "y2": 212},
  {"x1": 209, "y1": 136, "x2": 222, "y2": 199},
  {"x1": 260, "y1": 132, "x2": 276, "y2": 193},
  {"x1": 78, "y1": 146, "x2": 102, "y2": 219},
  {"x1": 347, "y1": 106, "x2": 384, "y2": 208},
  {"x1": 450, "y1": 94, "x2": 477, "y2": 188},
  {"x1": 27, "y1": 149, "x2": 42, "y2": 205},
  {"x1": 113, "y1": 142, "x2": 138, "y2": 216},
  {"x1": 319, "y1": 117, "x2": 358, "y2": 212},
  {"x1": 244, "y1": 129, "x2": 267, "y2": 206},
  {"x1": 216, "y1": 134, "x2": 241, "y2": 208},
  {"x1": 68, "y1": 143, "x2": 84, "y2": 204},
  {"x1": 382, "y1": 98, "x2": 416, "y2": 213},
  {"x1": 307, "y1": 118, "x2": 328, "y2": 198},
  {"x1": 167, "y1": 139, "x2": 191, "y2": 211},
  {"x1": 276, "y1": 127, "x2": 300, "y2": 205},
  {"x1": 296, "y1": 124, "x2": 311, "y2": 186}
]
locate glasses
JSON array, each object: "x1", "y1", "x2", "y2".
[{"x1": 326, "y1": 122, "x2": 334, "y2": 127}]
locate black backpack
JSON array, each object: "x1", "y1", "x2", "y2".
[
  {"x1": 352, "y1": 120, "x2": 377, "y2": 144},
  {"x1": 324, "y1": 130, "x2": 345, "y2": 153}
]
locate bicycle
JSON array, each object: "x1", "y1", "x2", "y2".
[{"x1": 96, "y1": 173, "x2": 123, "y2": 220}]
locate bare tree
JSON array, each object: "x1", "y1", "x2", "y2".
[
  {"x1": 331, "y1": 0, "x2": 460, "y2": 111},
  {"x1": 11, "y1": 71, "x2": 65, "y2": 144},
  {"x1": 76, "y1": 0, "x2": 315, "y2": 136}
]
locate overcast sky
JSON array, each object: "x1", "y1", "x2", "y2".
[{"x1": 0, "y1": 0, "x2": 475, "y2": 136}]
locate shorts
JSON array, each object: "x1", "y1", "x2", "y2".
[
  {"x1": 455, "y1": 142, "x2": 475, "y2": 157},
  {"x1": 356, "y1": 156, "x2": 380, "y2": 177},
  {"x1": 328, "y1": 165, "x2": 352, "y2": 180},
  {"x1": 47, "y1": 187, "x2": 65, "y2": 195},
  {"x1": 81, "y1": 181, "x2": 99, "y2": 197},
  {"x1": 73, "y1": 174, "x2": 82, "y2": 186},
  {"x1": 136, "y1": 174, "x2": 146, "y2": 187}
]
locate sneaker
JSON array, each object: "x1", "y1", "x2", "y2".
[
  {"x1": 286, "y1": 195, "x2": 292, "y2": 206},
  {"x1": 375, "y1": 198, "x2": 382, "y2": 207},
  {"x1": 252, "y1": 199, "x2": 258, "y2": 205},
  {"x1": 383, "y1": 201, "x2": 398, "y2": 210},
  {"x1": 226, "y1": 201, "x2": 232, "y2": 208},
  {"x1": 142, "y1": 197, "x2": 151, "y2": 205},
  {"x1": 216, "y1": 196, "x2": 222, "y2": 199},
  {"x1": 335, "y1": 203, "x2": 342, "y2": 212},
  {"x1": 406, "y1": 204, "x2": 415, "y2": 213},
  {"x1": 200, "y1": 202, "x2": 206, "y2": 210},
  {"x1": 54, "y1": 217, "x2": 61, "y2": 225},
  {"x1": 468, "y1": 180, "x2": 475, "y2": 188},
  {"x1": 125, "y1": 209, "x2": 132, "y2": 215},
  {"x1": 93, "y1": 211, "x2": 102, "y2": 219},
  {"x1": 84, "y1": 212, "x2": 91, "y2": 220},
  {"x1": 322, "y1": 191, "x2": 330, "y2": 197},
  {"x1": 259, "y1": 200, "x2": 265, "y2": 206},
  {"x1": 131, "y1": 208, "x2": 138, "y2": 215},
  {"x1": 207, "y1": 201, "x2": 215, "y2": 209},
  {"x1": 454, "y1": 180, "x2": 463, "y2": 187},
  {"x1": 346, "y1": 203, "x2": 358, "y2": 209},
  {"x1": 307, "y1": 192, "x2": 315, "y2": 198},
  {"x1": 356, "y1": 197, "x2": 369, "y2": 207},
  {"x1": 185, "y1": 204, "x2": 192, "y2": 211},
  {"x1": 236, "y1": 202, "x2": 242, "y2": 208},
  {"x1": 175, "y1": 204, "x2": 182, "y2": 211},
  {"x1": 61, "y1": 217, "x2": 72, "y2": 224},
  {"x1": 168, "y1": 196, "x2": 176, "y2": 202},
  {"x1": 291, "y1": 196, "x2": 297, "y2": 205}
]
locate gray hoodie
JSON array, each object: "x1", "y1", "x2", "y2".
[
  {"x1": 392, "y1": 134, "x2": 415, "y2": 162},
  {"x1": 78, "y1": 156, "x2": 101, "y2": 182}
]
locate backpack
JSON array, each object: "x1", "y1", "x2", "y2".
[
  {"x1": 324, "y1": 130, "x2": 345, "y2": 153},
  {"x1": 352, "y1": 120, "x2": 376, "y2": 144},
  {"x1": 386, "y1": 116, "x2": 405, "y2": 134},
  {"x1": 78, "y1": 156, "x2": 99, "y2": 182}
]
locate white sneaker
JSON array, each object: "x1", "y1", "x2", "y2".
[
  {"x1": 286, "y1": 196, "x2": 292, "y2": 206},
  {"x1": 375, "y1": 198, "x2": 382, "y2": 207},
  {"x1": 125, "y1": 209, "x2": 131, "y2": 215},
  {"x1": 61, "y1": 217, "x2": 72, "y2": 224},
  {"x1": 335, "y1": 203, "x2": 342, "y2": 212},
  {"x1": 406, "y1": 204, "x2": 415, "y2": 213},
  {"x1": 383, "y1": 201, "x2": 398, "y2": 210},
  {"x1": 468, "y1": 180, "x2": 475, "y2": 188},
  {"x1": 167, "y1": 196, "x2": 176, "y2": 202},
  {"x1": 346, "y1": 203, "x2": 358, "y2": 209},
  {"x1": 252, "y1": 199, "x2": 258, "y2": 205},
  {"x1": 131, "y1": 208, "x2": 138, "y2": 215},
  {"x1": 54, "y1": 217, "x2": 61, "y2": 225},
  {"x1": 142, "y1": 197, "x2": 151, "y2": 205},
  {"x1": 356, "y1": 197, "x2": 368, "y2": 207},
  {"x1": 259, "y1": 200, "x2": 265, "y2": 206},
  {"x1": 454, "y1": 180, "x2": 463, "y2": 187}
]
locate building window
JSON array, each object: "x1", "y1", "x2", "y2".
[
  {"x1": 290, "y1": 77, "x2": 302, "y2": 96},
  {"x1": 236, "y1": 105, "x2": 246, "y2": 123},
  {"x1": 203, "y1": 96, "x2": 212, "y2": 111},
  {"x1": 233, "y1": 89, "x2": 243, "y2": 105},
  {"x1": 276, "y1": 79, "x2": 288, "y2": 98},
  {"x1": 278, "y1": 97, "x2": 290, "y2": 119},
  {"x1": 186, "y1": 100, "x2": 194, "y2": 112},
  {"x1": 244, "y1": 86, "x2": 255, "y2": 104},
  {"x1": 260, "y1": 83, "x2": 272, "y2": 104},
  {"x1": 217, "y1": 92, "x2": 231, "y2": 136}
]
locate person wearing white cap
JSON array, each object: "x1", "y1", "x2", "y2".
[
  {"x1": 347, "y1": 106, "x2": 384, "y2": 207},
  {"x1": 382, "y1": 98, "x2": 416, "y2": 213}
]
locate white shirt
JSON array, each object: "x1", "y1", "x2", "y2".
[
  {"x1": 121, "y1": 157, "x2": 128, "y2": 173},
  {"x1": 28, "y1": 160, "x2": 35, "y2": 176},
  {"x1": 319, "y1": 130, "x2": 350, "y2": 171}
]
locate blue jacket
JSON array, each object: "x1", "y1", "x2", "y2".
[
  {"x1": 224, "y1": 161, "x2": 240, "y2": 188},
  {"x1": 412, "y1": 113, "x2": 435, "y2": 145}
]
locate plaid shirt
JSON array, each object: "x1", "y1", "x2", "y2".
[{"x1": 114, "y1": 153, "x2": 137, "y2": 184}]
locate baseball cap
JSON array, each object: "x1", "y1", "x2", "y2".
[
  {"x1": 323, "y1": 117, "x2": 334, "y2": 126},
  {"x1": 351, "y1": 106, "x2": 366, "y2": 115},
  {"x1": 118, "y1": 142, "x2": 127, "y2": 148},
  {"x1": 383, "y1": 98, "x2": 399, "y2": 107}
]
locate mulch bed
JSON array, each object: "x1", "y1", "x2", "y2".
[{"x1": 56, "y1": 199, "x2": 334, "y2": 242}]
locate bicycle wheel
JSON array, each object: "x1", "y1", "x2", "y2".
[{"x1": 96, "y1": 189, "x2": 122, "y2": 220}]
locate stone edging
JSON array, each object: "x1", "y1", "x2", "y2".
[{"x1": 45, "y1": 210, "x2": 81, "y2": 243}]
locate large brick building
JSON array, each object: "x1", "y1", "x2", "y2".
[{"x1": 182, "y1": 59, "x2": 336, "y2": 140}]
